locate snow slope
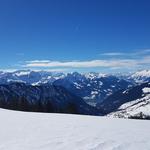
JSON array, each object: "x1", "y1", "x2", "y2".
[
  {"x1": 0, "y1": 109, "x2": 150, "y2": 150},
  {"x1": 108, "y1": 87, "x2": 150, "y2": 119}
]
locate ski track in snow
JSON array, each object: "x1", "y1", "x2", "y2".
[{"x1": 0, "y1": 109, "x2": 150, "y2": 150}]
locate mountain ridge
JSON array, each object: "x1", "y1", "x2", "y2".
[{"x1": 0, "y1": 69, "x2": 149, "y2": 119}]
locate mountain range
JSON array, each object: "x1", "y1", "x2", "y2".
[{"x1": 0, "y1": 69, "x2": 149, "y2": 119}]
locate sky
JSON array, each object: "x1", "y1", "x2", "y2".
[{"x1": 0, "y1": 0, "x2": 150, "y2": 73}]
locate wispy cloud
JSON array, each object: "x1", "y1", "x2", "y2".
[
  {"x1": 101, "y1": 52, "x2": 125, "y2": 56},
  {"x1": 0, "y1": 68, "x2": 68, "y2": 73},
  {"x1": 40, "y1": 68, "x2": 69, "y2": 72},
  {"x1": 136, "y1": 49, "x2": 150, "y2": 54},
  {"x1": 100, "y1": 49, "x2": 150, "y2": 57},
  {"x1": 26, "y1": 60, "x2": 51, "y2": 63},
  {"x1": 18, "y1": 48, "x2": 150, "y2": 71},
  {"x1": 23, "y1": 58, "x2": 149, "y2": 69},
  {"x1": 0, "y1": 69, "x2": 17, "y2": 72}
]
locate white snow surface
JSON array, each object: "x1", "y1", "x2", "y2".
[
  {"x1": 0, "y1": 109, "x2": 150, "y2": 150},
  {"x1": 143, "y1": 87, "x2": 150, "y2": 93},
  {"x1": 14, "y1": 71, "x2": 31, "y2": 76},
  {"x1": 108, "y1": 91, "x2": 150, "y2": 118},
  {"x1": 132, "y1": 70, "x2": 150, "y2": 77},
  {"x1": 84, "y1": 72, "x2": 107, "y2": 80}
]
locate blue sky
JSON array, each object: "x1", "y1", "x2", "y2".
[{"x1": 0, "y1": 0, "x2": 150, "y2": 72}]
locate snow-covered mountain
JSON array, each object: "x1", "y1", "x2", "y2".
[
  {"x1": 1, "y1": 70, "x2": 149, "y2": 85},
  {"x1": 98, "y1": 82, "x2": 150, "y2": 119},
  {"x1": 0, "y1": 82, "x2": 100, "y2": 115},
  {"x1": 0, "y1": 69, "x2": 150, "y2": 119},
  {"x1": 108, "y1": 85, "x2": 150, "y2": 119},
  {"x1": 127, "y1": 70, "x2": 150, "y2": 83},
  {"x1": 0, "y1": 70, "x2": 65, "y2": 85},
  {"x1": 54, "y1": 72, "x2": 133, "y2": 105},
  {"x1": 0, "y1": 70, "x2": 134, "y2": 105},
  {"x1": 0, "y1": 108, "x2": 150, "y2": 150}
]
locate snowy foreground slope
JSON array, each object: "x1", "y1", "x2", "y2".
[{"x1": 0, "y1": 109, "x2": 150, "y2": 150}]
